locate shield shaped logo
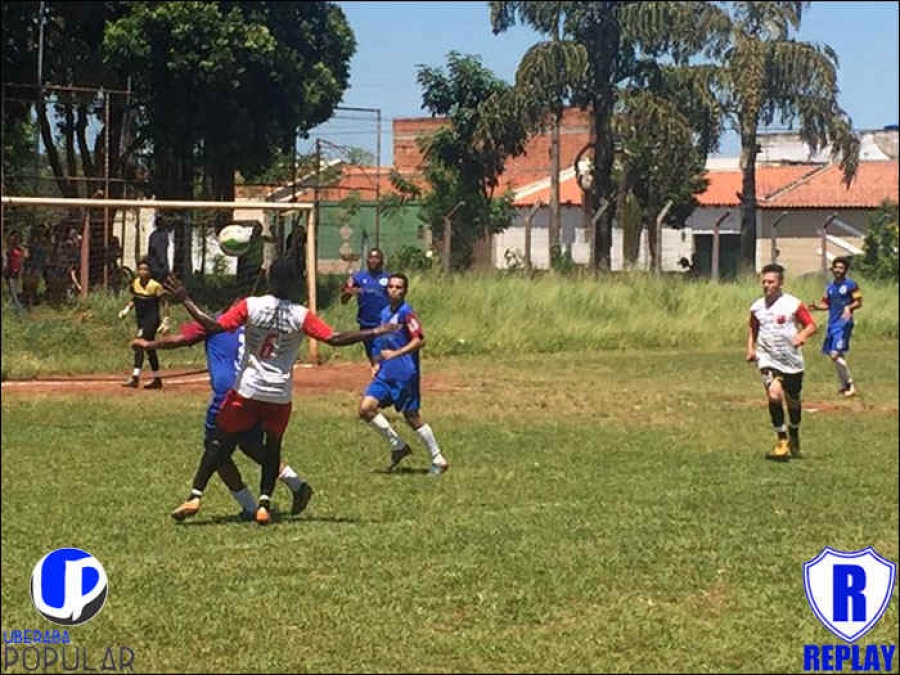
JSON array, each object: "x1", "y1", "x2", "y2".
[{"x1": 804, "y1": 546, "x2": 896, "y2": 643}]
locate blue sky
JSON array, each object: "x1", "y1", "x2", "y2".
[{"x1": 305, "y1": 0, "x2": 900, "y2": 166}]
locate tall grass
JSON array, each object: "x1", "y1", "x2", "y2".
[{"x1": 3, "y1": 271, "x2": 897, "y2": 378}]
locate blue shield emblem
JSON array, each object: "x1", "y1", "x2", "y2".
[{"x1": 804, "y1": 546, "x2": 896, "y2": 643}]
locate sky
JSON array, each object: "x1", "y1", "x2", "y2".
[{"x1": 304, "y1": 0, "x2": 900, "y2": 167}]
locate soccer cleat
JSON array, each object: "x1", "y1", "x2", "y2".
[
  {"x1": 144, "y1": 377, "x2": 163, "y2": 390},
  {"x1": 171, "y1": 497, "x2": 201, "y2": 521},
  {"x1": 842, "y1": 383, "x2": 857, "y2": 398},
  {"x1": 291, "y1": 483, "x2": 314, "y2": 515},
  {"x1": 765, "y1": 439, "x2": 791, "y2": 462},
  {"x1": 122, "y1": 376, "x2": 139, "y2": 388},
  {"x1": 429, "y1": 457, "x2": 450, "y2": 476},
  {"x1": 388, "y1": 444, "x2": 412, "y2": 472},
  {"x1": 255, "y1": 505, "x2": 271, "y2": 526}
]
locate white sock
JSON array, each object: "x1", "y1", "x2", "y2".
[
  {"x1": 151, "y1": 371, "x2": 160, "y2": 379},
  {"x1": 279, "y1": 465, "x2": 303, "y2": 492},
  {"x1": 132, "y1": 368, "x2": 140, "y2": 377},
  {"x1": 230, "y1": 487, "x2": 256, "y2": 513},
  {"x1": 415, "y1": 423, "x2": 443, "y2": 462},
  {"x1": 369, "y1": 413, "x2": 406, "y2": 452}
]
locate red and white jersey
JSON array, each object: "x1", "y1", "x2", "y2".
[
  {"x1": 749, "y1": 293, "x2": 814, "y2": 374},
  {"x1": 217, "y1": 296, "x2": 334, "y2": 403}
]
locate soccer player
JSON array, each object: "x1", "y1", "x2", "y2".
[
  {"x1": 164, "y1": 258, "x2": 396, "y2": 525},
  {"x1": 746, "y1": 263, "x2": 817, "y2": 461},
  {"x1": 118, "y1": 258, "x2": 170, "y2": 389},
  {"x1": 809, "y1": 256, "x2": 863, "y2": 398},
  {"x1": 132, "y1": 310, "x2": 313, "y2": 520},
  {"x1": 341, "y1": 248, "x2": 390, "y2": 369},
  {"x1": 358, "y1": 273, "x2": 449, "y2": 475}
]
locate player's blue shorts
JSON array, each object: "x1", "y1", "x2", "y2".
[
  {"x1": 822, "y1": 320, "x2": 854, "y2": 355},
  {"x1": 205, "y1": 392, "x2": 264, "y2": 448},
  {"x1": 365, "y1": 376, "x2": 420, "y2": 413}
]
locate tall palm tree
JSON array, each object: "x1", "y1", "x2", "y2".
[
  {"x1": 717, "y1": 2, "x2": 860, "y2": 271},
  {"x1": 492, "y1": 1, "x2": 730, "y2": 271}
]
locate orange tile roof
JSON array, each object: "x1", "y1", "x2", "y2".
[
  {"x1": 697, "y1": 165, "x2": 821, "y2": 206},
  {"x1": 764, "y1": 161, "x2": 899, "y2": 208},
  {"x1": 512, "y1": 162, "x2": 899, "y2": 210}
]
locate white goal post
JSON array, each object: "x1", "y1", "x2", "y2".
[{"x1": 1, "y1": 195, "x2": 323, "y2": 362}]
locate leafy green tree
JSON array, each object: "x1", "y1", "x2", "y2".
[
  {"x1": 856, "y1": 201, "x2": 899, "y2": 282},
  {"x1": 413, "y1": 52, "x2": 530, "y2": 269},
  {"x1": 492, "y1": 1, "x2": 730, "y2": 272},
  {"x1": 717, "y1": 2, "x2": 860, "y2": 271}
]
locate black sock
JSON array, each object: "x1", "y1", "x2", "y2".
[{"x1": 768, "y1": 401, "x2": 786, "y2": 438}]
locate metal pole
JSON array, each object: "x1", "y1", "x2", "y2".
[
  {"x1": 306, "y1": 202, "x2": 319, "y2": 364},
  {"x1": 711, "y1": 211, "x2": 730, "y2": 282},
  {"x1": 103, "y1": 89, "x2": 110, "y2": 289},
  {"x1": 34, "y1": 1, "x2": 46, "y2": 196},
  {"x1": 770, "y1": 210, "x2": 788, "y2": 264},
  {"x1": 375, "y1": 109, "x2": 381, "y2": 248},
  {"x1": 524, "y1": 201, "x2": 542, "y2": 273},
  {"x1": 822, "y1": 213, "x2": 837, "y2": 276}
]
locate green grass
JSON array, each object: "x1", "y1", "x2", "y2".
[
  {"x1": 3, "y1": 271, "x2": 898, "y2": 379},
  {"x1": 2, "y1": 345, "x2": 897, "y2": 673}
]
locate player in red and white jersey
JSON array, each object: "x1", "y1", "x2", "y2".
[
  {"x1": 164, "y1": 259, "x2": 396, "y2": 525},
  {"x1": 746, "y1": 264, "x2": 817, "y2": 462}
]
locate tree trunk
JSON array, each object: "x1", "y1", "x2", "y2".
[
  {"x1": 739, "y1": 121, "x2": 759, "y2": 274},
  {"x1": 591, "y1": 97, "x2": 615, "y2": 272},
  {"x1": 549, "y1": 111, "x2": 561, "y2": 259},
  {"x1": 36, "y1": 100, "x2": 75, "y2": 198}
]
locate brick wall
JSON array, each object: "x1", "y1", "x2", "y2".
[{"x1": 392, "y1": 107, "x2": 592, "y2": 190}]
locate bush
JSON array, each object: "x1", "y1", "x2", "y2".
[{"x1": 391, "y1": 245, "x2": 434, "y2": 272}]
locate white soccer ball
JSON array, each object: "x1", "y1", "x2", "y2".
[{"x1": 218, "y1": 224, "x2": 254, "y2": 257}]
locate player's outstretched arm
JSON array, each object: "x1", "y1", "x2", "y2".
[
  {"x1": 163, "y1": 273, "x2": 224, "y2": 335},
  {"x1": 302, "y1": 313, "x2": 397, "y2": 347},
  {"x1": 131, "y1": 334, "x2": 192, "y2": 351}
]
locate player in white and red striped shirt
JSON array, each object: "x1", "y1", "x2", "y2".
[
  {"x1": 746, "y1": 264, "x2": 817, "y2": 461},
  {"x1": 165, "y1": 259, "x2": 396, "y2": 524}
]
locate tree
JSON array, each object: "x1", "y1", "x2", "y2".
[
  {"x1": 500, "y1": 2, "x2": 590, "y2": 256},
  {"x1": 856, "y1": 200, "x2": 898, "y2": 282},
  {"x1": 716, "y1": 2, "x2": 860, "y2": 271},
  {"x1": 492, "y1": 1, "x2": 730, "y2": 272},
  {"x1": 413, "y1": 52, "x2": 530, "y2": 269}
]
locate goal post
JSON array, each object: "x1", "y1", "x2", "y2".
[{"x1": 1, "y1": 194, "x2": 323, "y2": 362}]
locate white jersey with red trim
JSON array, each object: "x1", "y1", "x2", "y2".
[
  {"x1": 216, "y1": 296, "x2": 335, "y2": 403},
  {"x1": 749, "y1": 293, "x2": 813, "y2": 374}
]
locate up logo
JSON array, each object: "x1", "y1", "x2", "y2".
[
  {"x1": 804, "y1": 546, "x2": 896, "y2": 643},
  {"x1": 30, "y1": 548, "x2": 109, "y2": 626}
]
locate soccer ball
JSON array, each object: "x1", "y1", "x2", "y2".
[{"x1": 217, "y1": 224, "x2": 254, "y2": 257}]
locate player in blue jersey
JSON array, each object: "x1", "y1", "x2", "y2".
[
  {"x1": 357, "y1": 273, "x2": 449, "y2": 475},
  {"x1": 131, "y1": 305, "x2": 314, "y2": 520},
  {"x1": 810, "y1": 257, "x2": 863, "y2": 398},
  {"x1": 341, "y1": 248, "x2": 390, "y2": 368}
]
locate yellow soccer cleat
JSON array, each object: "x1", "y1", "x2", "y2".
[
  {"x1": 255, "y1": 506, "x2": 271, "y2": 526},
  {"x1": 170, "y1": 497, "x2": 201, "y2": 521},
  {"x1": 766, "y1": 439, "x2": 791, "y2": 462}
]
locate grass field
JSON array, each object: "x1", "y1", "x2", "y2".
[{"x1": 2, "y1": 342, "x2": 897, "y2": 673}]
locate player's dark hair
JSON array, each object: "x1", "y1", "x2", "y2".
[
  {"x1": 137, "y1": 256, "x2": 152, "y2": 269},
  {"x1": 761, "y1": 263, "x2": 784, "y2": 279},
  {"x1": 389, "y1": 273, "x2": 409, "y2": 290},
  {"x1": 833, "y1": 256, "x2": 851, "y2": 270},
  {"x1": 268, "y1": 257, "x2": 300, "y2": 300}
]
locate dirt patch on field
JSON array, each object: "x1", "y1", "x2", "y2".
[{"x1": 1, "y1": 363, "x2": 464, "y2": 398}]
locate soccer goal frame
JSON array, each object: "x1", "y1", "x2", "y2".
[{"x1": 1, "y1": 195, "x2": 324, "y2": 362}]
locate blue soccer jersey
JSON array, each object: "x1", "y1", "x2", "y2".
[
  {"x1": 349, "y1": 270, "x2": 390, "y2": 327},
  {"x1": 822, "y1": 278, "x2": 862, "y2": 327},
  {"x1": 372, "y1": 302, "x2": 423, "y2": 383},
  {"x1": 180, "y1": 320, "x2": 246, "y2": 432}
]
